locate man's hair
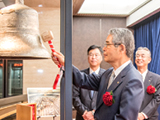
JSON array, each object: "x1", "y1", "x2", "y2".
[
  {"x1": 108, "y1": 28, "x2": 135, "y2": 58},
  {"x1": 136, "y1": 47, "x2": 151, "y2": 58},
  {"x1": 87, "y1": 45, "x2": 103, "y2": 55}
]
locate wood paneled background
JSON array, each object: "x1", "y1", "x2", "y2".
[{"x1": 73, "y1": 16, "x2": 126, "y2": 70}]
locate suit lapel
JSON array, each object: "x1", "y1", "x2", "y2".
[
  {"x1": 96, "y1": 63, "x2": 132, "y2": 109},
  {"x1": 88, "y1": 69, "x2": 94, "y2": 99},
  {"x1": 99, "y1": 68, "x2": 104, "y2": 75},
  {"x1": 89, "y1": 90, "x2": 93, "y2": 99},
  {"x1": 107, "y1": 63, "x2": 132, "y2": 94},
  {"x1": 107, "y1": 63, "x2": 131, "y2": 92},
  {"x1": 84, "y1": 68, "x2": 89, "y2": 75},
  {"x1": 144, "y1": 71, "x2": 152, "y2": 89},
  {"x1": 108, "y1": 73, "x2": 124, "y2": 92},
  {"x1": 141, "y1": 71, "x2": 153, "y2": 109},
  {"x1": 96, "y1": 69, "x2": 112, "y2": 108},
  {"x1": 103, "y1": 70, "x2": 112, "y2": 92}
]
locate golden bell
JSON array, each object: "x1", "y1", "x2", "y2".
[{"x1": 0, "y1": 0, "x2": 51, "y2": 59}]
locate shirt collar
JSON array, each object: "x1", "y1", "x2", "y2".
[
  {"x1": 141, "y1": 69, "x2": 148, "y2": 81},
  {"x1": 90, "y1": 67, "x2": 100, "y2": 75},
  {"x1": 113, "y1": 60, "x2": 131, "y2": 78}
]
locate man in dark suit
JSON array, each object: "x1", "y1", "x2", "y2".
[
  {"x1": 135, "y1": 47, "x2": 160, "y2": 120},
  {"x1": 73, "y1": 45, "x2": 105, "y2": 120},
  {"x1": 52, "y1": 28, "x2": 144, "y2": 120}
]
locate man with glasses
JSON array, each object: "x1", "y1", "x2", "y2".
[
  {"x1": 73, "y1": 45, "x2": 105, "y2": 120},
  {"x1": 52, "y1": 28, "x2": 144, "y2": 120},
  {"x1": 135, "y1": 47, "x2": 160, "y2": 120}
]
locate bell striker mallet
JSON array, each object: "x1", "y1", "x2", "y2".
[{"x1": 41, "y1": 31, "x2": 62, "y2": 89}]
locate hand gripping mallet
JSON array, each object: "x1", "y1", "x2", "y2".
[{"x1": 41, "y1": 31, "x2": 62, "y2": 89}]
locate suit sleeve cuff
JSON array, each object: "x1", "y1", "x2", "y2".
[
  {"x1": 60, "y1": 66, "x2": 65, "y2": 71},
  {"x1": 141, "y1": 112, "x2": 148, "y2": 119}
]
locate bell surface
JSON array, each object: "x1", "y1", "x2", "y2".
[{"x1": 0, "y1": 0, "x2": 51, "y2": 59}]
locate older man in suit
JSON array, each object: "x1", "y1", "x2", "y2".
[
  {"x1": 52, "y1": 28, "x2": 144, "y2": 120},
  {"x1": 135, "y1": 47, "x2": 160, "y2": 120},
  {"x1": 73, "y1": 45, "x2": 105, "y2": 120}
]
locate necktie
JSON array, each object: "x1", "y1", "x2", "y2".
[{"x1": 107, "y1": 71, "x2": 115, "y2": 89}]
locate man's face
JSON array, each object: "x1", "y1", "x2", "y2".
[
  {"x1": 135, "y1": 49, "x2": 151, "y2": 68},
  {"x1": 88, "y1": 48, "x2": 102, "y2": 68},
  {"x1": 103, "y1": 34, "x2": 121, "y2": 64}
]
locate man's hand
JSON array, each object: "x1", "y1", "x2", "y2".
[
  {"x1": 52, "y1": 52, "x2": 65, "y2": 66},
  {"x1": 82, "y1": 110, "x2": 94, "y2": 120},
  {"x1": 82, "y1": 111, "x2": 88, "y2": 120},
  {"x1": 137, "y1": 113, "x2": 145, "y2": 120}
]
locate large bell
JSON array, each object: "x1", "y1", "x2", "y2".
[{"x1": 0, "y1": 0, "x2": 51, "y2": 59}]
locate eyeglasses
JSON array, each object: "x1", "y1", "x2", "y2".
[
  {"x1": 88, "y1": 54, "x2": 101, "y2": 57},
  {"x1": 104, "y1": 43, "x2": 121, "y2": 48},
  {"x1": 135, "y1": 54, "x2": 147, "y2": 58}
]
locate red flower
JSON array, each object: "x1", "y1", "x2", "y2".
[
  {"x1": 147, "y1": 85, "x2": 157, "y2": 94},
  {"x1": 103, "y1": 91, "x2": 115, "y2": 106}
]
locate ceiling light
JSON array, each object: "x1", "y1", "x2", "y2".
[{"x1": 38, "y1": 4, "x2": 43, "y2": 7}]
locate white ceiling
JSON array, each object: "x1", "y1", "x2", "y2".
[
  {"x1": 78, "y1": 0, "x2": 151, "y2": 16},
  {"x1": 0, "y1": 0, "x2": 159, "y2": 27},
  {"x1": 0, "y1": 0, "x2": 151, "y2": 17}
]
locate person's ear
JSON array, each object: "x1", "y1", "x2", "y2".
[
  {"x1": 148, "y1": 57, "x2": 151, "y2": 63},
  {"x1": 119, "y1": 44, "x2": 125, "y2": 52}
]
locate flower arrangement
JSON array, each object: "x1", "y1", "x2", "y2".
[
  {"x1": 147, "y1": 85, "x2": 157, "y2": 94},
  {"x1": 103, "y1": 91, "x2": 115, "y2": 106}
]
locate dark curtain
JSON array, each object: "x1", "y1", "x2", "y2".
[
  {"x1": 134, "y1": 13, "x2": 160, "y2": 74},
  {"x1": 134, "y1": 12, "x2": 160, "y2": 119}
]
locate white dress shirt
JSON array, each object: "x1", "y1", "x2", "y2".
[
  {"x1": 113, "y1": 60, "x2": 131, "y2": 79},
  {"x1": 90, "y1": 67, "x2": 100, "y2": 75},
  {"x1": 141, "y1": 69, "x2": 148, "y2": 81}
]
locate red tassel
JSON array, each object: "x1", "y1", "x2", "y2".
[
  {"x1": 53, "y1": 74, "x2": 60, "y2": 89},
  {"x1": 48, "y1": 41, "x2": 61, "y2": 68},
  {"x1": 58, "y1": 64, "x2": 61, "y2": 68},
  {"x1": 48, "y1": 40, "x2": 62, "y2": 88},
  {"x1": 28, "y1": 104, "x2": 35, "y2": 120}
]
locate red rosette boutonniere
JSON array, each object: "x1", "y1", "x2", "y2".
[
  {"x1": 103, "y1": 91, "x2": 115, "y2": 106},
  {"x1": 147, "y1": 85, "x2": 157, "y2": 94}
]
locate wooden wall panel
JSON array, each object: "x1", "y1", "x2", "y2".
[
  {"x1": 24, "y1": 0, "x2": 60, "y2": 8},
  {"x1": 73, "y1": 17, "x2": 126, "y2": 70}
]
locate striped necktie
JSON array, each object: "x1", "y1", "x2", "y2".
[{"x1": 107, "y1": 71, "x2": 115, "y2": 89}]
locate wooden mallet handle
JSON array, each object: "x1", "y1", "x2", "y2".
[{"x1": 41, "y1": 31, "x2": 61, "y2": 68}]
